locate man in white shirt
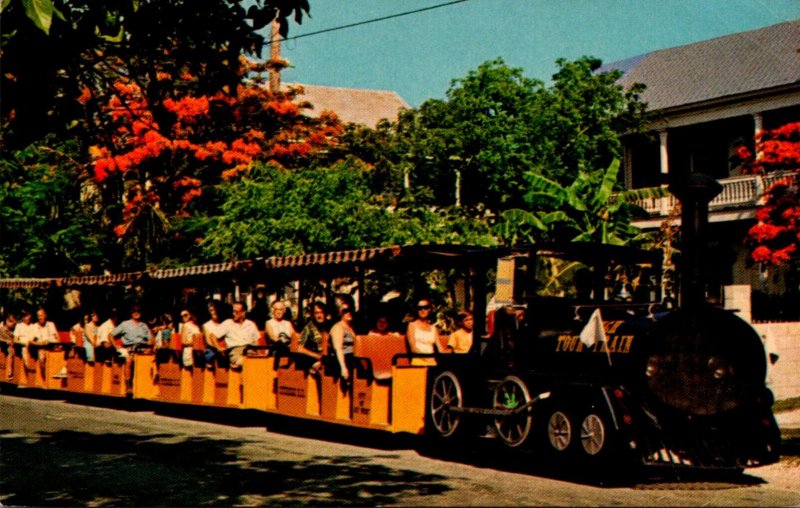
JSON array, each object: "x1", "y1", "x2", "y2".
[
  {"x1": 30, "y1": 308, "x2": 59, "y2": 345},
  {"x1": 219, "y1": 301, "x2": 259, "y2": 369},
  {"x1": 95, "y1": 308, "x2": 119, "y2": 362},
  {"x1": 13, "y1": 309, "x2": 35, "y2": 345},
  {"x1": 13, "y1": 309, "x2": 35, "y2": 363},
  {"x1": 202, "y1": 301, "x2": 226, "y2": 367}
]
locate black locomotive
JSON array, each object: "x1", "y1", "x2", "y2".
[{"x1": 426, "y1": 175, "x2": 780, "y2": 473}]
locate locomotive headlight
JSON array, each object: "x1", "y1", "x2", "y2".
[
  {"x1": 707, "y1": 357, "x2": 731, "y2": 380},
  {"x1": 646, "y1": 358, "x2": 659, "y2": 378}
]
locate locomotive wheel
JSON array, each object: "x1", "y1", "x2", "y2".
[
  {"x1": 547, "y1": 410, "x2": 572, "y2": 452},
  {"x1": 580, "y1": 413, "x2": 606, "y2": 456},
  {"x1": 493, "y1": 375, "x2": 532, "y2": 448},
  {"x1": 428, "y1": 371, "x2": 464, "y2": 438}
]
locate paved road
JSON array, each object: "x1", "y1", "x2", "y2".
[{"x1": 1, "y1": 390, "x2": 799, "y2": 506}]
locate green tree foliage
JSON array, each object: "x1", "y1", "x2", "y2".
[
  {"x1": 494, "y1": 159, "x2": 666, "y2": 246},
  {"x1": 201, "y1": 161, "x2": 495, "y2": 260},
  {"x1": 355, "y1": 57, "x2": 648, "y2": 211},
  {"x1": 0, "y1": 138, "x2": 106, "y2": 276},
  {"x1": 0, "y1": 0, "x2": 309, "y2": 150}
]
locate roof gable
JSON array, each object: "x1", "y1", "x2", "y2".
[
  {"x1": 605, "y1": 20, "x2": 800, "y2": 111},
  {"x1": 284, "y1": 83, "x2": 409, "y2": 127}
]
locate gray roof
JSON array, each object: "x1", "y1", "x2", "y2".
[{"x1": 604, "y1": 19, "x2": 800, "y2": 111}]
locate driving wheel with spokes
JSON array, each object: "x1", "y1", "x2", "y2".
[
  {"x1": 493, "y1": 375, "x2": 532, "y2": 448},
  {"x1": 428, "y1": 371, "x2": 464, "y2": 438},
  {"x1": 580, "y1": 413, "x2": 606, "y2": 456},
  {"x1": 547, "y1": 410, "x2": 572, "y2": 452}
]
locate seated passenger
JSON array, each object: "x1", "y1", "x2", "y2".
[
  {"x1": 0, "y1": 312, "x2": 16, "y2": 343},
  {"x1": 1, "y1": 312, "x2": 17, "y2": 379},
  {"x1": 447, "y1": 311, "x2": 474, "y2": 353},
  {"x1": 369, "y1": 309, "x2": 402, "y2": 337},
  {"x1": 95, "y1": 308, "x2": 119, "y2": 362},
  {"x1": 329, "y1": 297, "x2": 356, "y2": 382},
  {"x1": 297, "y1": 301, "x2": 329, "y2": 373},
  {"x1": 13, "y1": 309, "x2": 35, "y2": 363},
  {"x1": 484, "y1": 305, "x2": 527, "y2": 369},
  {"x1": 265, "y1": 300, "x2": 297, "y2": 354},
  {"x1": 30, "y1": 307, "x2": 58, "y2": 346},
  {"x1": 111, "y1": 305, "x2": 151, "y2": 387},
  {"x1": 178, "y1": 308, "x2": 202, "y2": 368},
  {"x1": 154, "y1": 313, "x2": 176, "y2": 350},
  {"x1": 202, "y1": 300, "x2": 225, "y2": 366},
  {"x1": 218, "y1": 301, "x2": 259, "y2": 369},
  {"x1": 111, "y1": 304, "x2": 153, "y2": 358},
  {"x1": 76, "y1": 310, "x2": 100, "y2": 363},
  {"x1": 406, "y1": 298, "x2": 441, "y2": 355}
]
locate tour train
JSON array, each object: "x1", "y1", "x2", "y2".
[{"x1": 0, "y1": 175, "x2": 781, "y2": 475}]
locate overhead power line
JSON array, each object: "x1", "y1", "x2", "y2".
[{"x1": 266, "y1": 0, "x2": 472, "y2": 44}]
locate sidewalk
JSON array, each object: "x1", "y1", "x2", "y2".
[{"x1": 776, "y1": 407, "x2": 800, "y2": 436}]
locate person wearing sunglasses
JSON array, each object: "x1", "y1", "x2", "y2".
[
  {"x1": 329, "y1": 296, "x2": 356, "y2": 382},
  {"x1": 178, "y1": 308, "x2": 201, "y2": 368},
  {"x1": 406, "y1": 298, "x2": 441, "y2": 361}
]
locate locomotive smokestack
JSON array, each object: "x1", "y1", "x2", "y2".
[{"x1": 668, "y1": 174, "x2": 722, "y2": 309}]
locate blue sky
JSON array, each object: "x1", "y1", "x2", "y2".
[{"x1": 276, "y1": 0, "x2": 800, "y2": 107}]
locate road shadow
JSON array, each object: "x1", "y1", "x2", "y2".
[
  {"x1": 413, "y1": 435, "x2": 771, "y2": 489},
  {"x1": 0, "y1": 427, "x2": 451, "y2": 506},
  {"x1": 2, "y1": 387, "x2": 789, "y2": 492}
]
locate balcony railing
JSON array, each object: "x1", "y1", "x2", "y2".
[{"x1": 632, "y1": 171, "x2": 795, "y2": 217}]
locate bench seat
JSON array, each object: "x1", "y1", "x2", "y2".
[{"x1": 353, "y1": 333, "x2": 408, "y2": 381}]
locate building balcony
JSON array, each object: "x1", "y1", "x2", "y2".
[{"x1": 630, "y1": 171, "x2": 793, "y2": 228}]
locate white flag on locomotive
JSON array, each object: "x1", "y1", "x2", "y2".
[
  {"x1": 579, "y1": 308, "x2": 606, "y2": 347},
  {"x1": 579, "y1": 308, "x2": 614, "y2": 366}
]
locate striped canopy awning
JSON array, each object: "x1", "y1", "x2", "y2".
[
  {"x1": 61, "y1": 273, "x2": 142, "y2": 286},
  {"x1": 150, "y1": 260, "x2": 251, "y2": 280},
  {"x1": 0, "y1": 245, "x2": 497, "y2": 288},
  {"x1": 265, "y1": 247, "x2": 400, "y2": 269},
  {"x1": 0, "y1": 278, "x2": 55, "y2": 289}
]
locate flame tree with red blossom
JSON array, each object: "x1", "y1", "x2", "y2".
[
  {"x1": 85, "y1": 63, "x2": 343, "y2": 267},
  {"x1": 736, "y1": 122, "x2": 800, "y2": 267}
]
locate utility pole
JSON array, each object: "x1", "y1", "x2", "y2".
[{"x1": 268, "y1": 20, "x2": 281, "y2": 93}]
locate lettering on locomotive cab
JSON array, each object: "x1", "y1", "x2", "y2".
[{"x1": 556, "y1": 332, "x2": 635, "y2": 354}]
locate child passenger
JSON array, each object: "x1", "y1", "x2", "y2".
[{"x1": 447, "y1": 311, "x2": 474, "y2": 353}]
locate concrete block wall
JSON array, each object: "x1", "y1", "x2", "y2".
[
  {"x1": 724, "y1": 285, "x2": 799, "y2": 400},
  {"x1": 753, "y1": 321, "x2": 800, "y2": 401}
]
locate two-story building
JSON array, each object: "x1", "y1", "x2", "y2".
[{"x1": 605, "y1": 19, "x2": 800, "y2": 321}]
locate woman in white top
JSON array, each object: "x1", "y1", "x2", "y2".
[
  {"x1": 265, "y1": 300, "x2": 297, "y2": 352},
  {"x1": 406, "y1": 298, "x2": 440, "y2": 355},
  {"x1": 202, "y1": 301, "x2": 225, "y2": 366},
  {"x1": 179, "y1": 308, "x2": 202, "y2": 368}
]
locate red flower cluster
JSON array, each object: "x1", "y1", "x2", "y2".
[
  {"x1": 84, "y1": 68, "x2": 346, "y2": 241},
  {"x1": 741, "y1": 122, "x2": 800, "y2": 266}
]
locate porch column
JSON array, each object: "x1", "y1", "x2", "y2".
[
  {"x1": 623, "y1": 144, "x2": 634, "y2": 188},
  {"x1": 659, "y1": 130, "x2": 669, "y2": 174},
  {"x1": 658, "y1": 130, "x2": 671, "y2": 216},
  {"x1": 753, "y1": 112, "x2": 764, "y2": 160}
]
